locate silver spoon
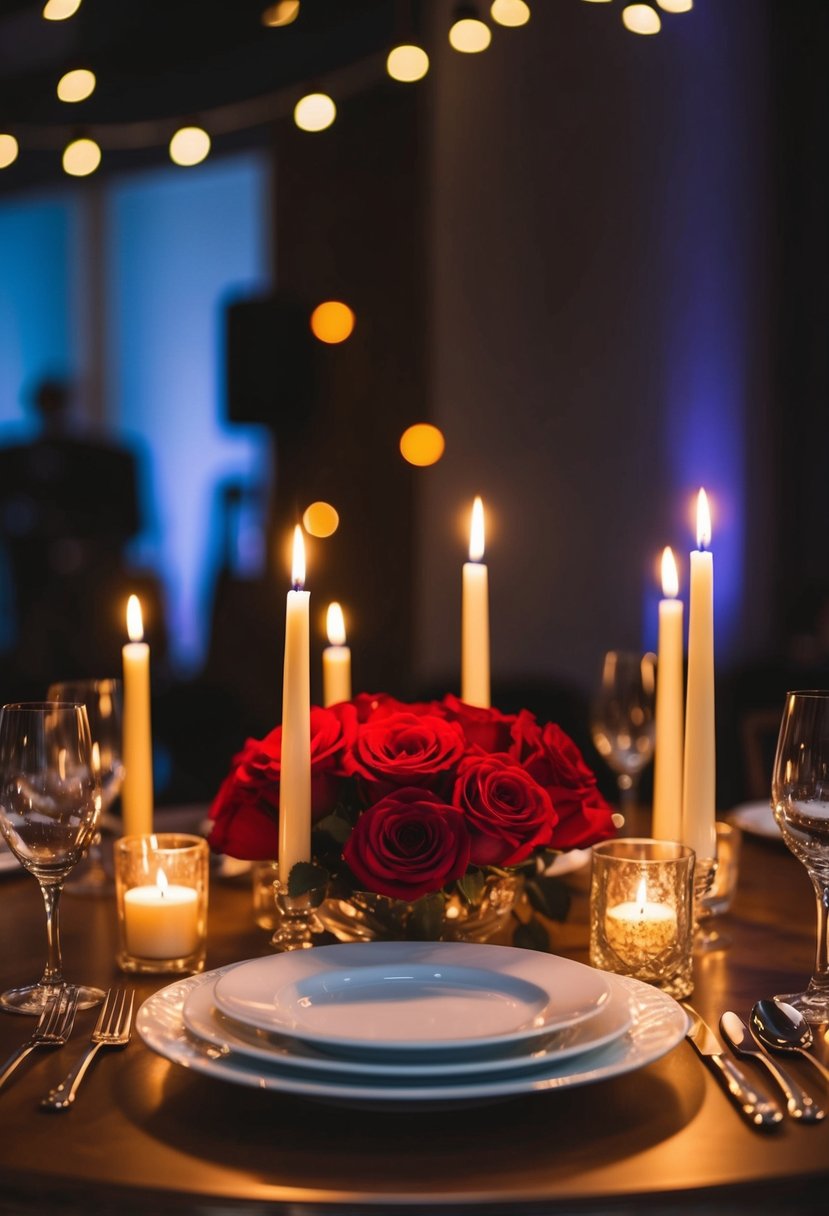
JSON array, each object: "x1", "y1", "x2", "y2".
[
  {"x1": 720, "y1": 1010, "x2": 825, "y2": 1121},
  {"x1": 751, "y1": 1000, "x2": 829, "y2": 1086}
]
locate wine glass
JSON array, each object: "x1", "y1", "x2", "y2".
[
  {"x1": 0, "y1": 702, "x2": 104, "y2": 1014},
  {"x1": 771, "y1": 690, "x2": 829, "y2": 1022},
  {"x1": 47, "y1": 679, "x2": 124, "y2": 896},
  {"x1": 591, "y1": 651, "x2": 656, "y2": 818}
]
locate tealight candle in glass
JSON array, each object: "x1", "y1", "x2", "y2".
[
  {"x1": 115, "y1": 834, "x2": 208, "y2": 974},
  {"x1": 589, "y1": 838, "x2": 694, "y2": 999}
]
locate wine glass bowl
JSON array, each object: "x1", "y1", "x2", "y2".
[
  {"x1": 591, "y1": 651, "x2": 657, "y2": 812},
  {"x1": 771, "y1": 690, "x2": 829, "y2": 1021},
  {"x1": 0, "y1": 702, "x2": 104, "y2": 1014}
]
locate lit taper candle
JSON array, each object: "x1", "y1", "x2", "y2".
[
  {"x1": 278, "y1": 526, "x2": 312, "y2": 884},
  {"x1": 323, "y1": 601, "x2": 351, "y2": 706},
  {"x1": 122, "y1": 594, "x2": 153, "y2": 837},
  {"x1": 462, "y1": 496, "x2": 490, "y2": 707},
  {"x1": 652, "y1": 547, "x2": 684, "y2": 842},
  {"x1": 682, "y1": 490, "x2": 717, "y2": 863}
]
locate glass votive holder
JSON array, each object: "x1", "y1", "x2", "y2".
[
  {"x1": 115, "y1": 834, "x2": 209, "y2": 974},
  {"x1": 590, "y1": 838, "x2": 695, "y2": 999},
  {"x1": 696, "y1": 820, "x2": 742, "y2": 951}
]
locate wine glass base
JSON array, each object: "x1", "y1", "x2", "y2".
[
  {"x1": 0, "y1": 982, "x2": 105, "y2": 1016},
  {"x1": 775, "y1": 989, "x2": 829, "y2": 1026},
  {"x1": 694, "y1": 924, "x2": 732, "y2": 953}
]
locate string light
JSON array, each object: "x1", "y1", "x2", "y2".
[
  {"x1": 622, "y1": 5, "x2": 662, "y2": 34},
  {"x1": 0, "y1": 134, "x2": 19, "y2": 169},
  {"x1": 310, "y1": 301, "x2": 355, "y2": 344},
  {"x1": 43, "y1": 0, "x2": 82, "y2": 20},
  {"x1": 448, "y1": 11, "x2": 492, "y2": 54},
  {"x1": 294, "y1": 93, "x2": 336, "y2": 132},
  {"x1": 657, "y1": 0, "x2": 692, "y2": 11},
  {"x1": 62, "y1": 137, "x2": 101, "y2": 176},
  {"x1": 386, "y1": 45, "x2": 430, "y2": 83},
  {"x1": 302, "y1": 502, "x2": 340, "y2": 538},
  {"x1": 56, "y1": 69, "x2": 96, "y2": 103},
  {"x1": 169, "y1": 126, "x2": 211, "y2": 166},
  {"x1": 490, "y1": 1, "x2": 531, "y2": 27},
  {"x1": 400, "y1": 424, "x2": 446, "y2": 467},
  {"x1": 261, "y1": 1, "x2": 300, "y2": 26}
]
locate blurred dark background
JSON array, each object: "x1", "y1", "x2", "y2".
[{"x1": 0, "y1": 0, "x2": 827, "y2": 809}]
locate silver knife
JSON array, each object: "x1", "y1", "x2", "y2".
[{"x1": 682, "y1": 1004, "x2": 783, "y2": 1129}]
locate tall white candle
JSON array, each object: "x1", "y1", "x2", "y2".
[
  {"x1": 122, "y1": 594, "x2": 153, "y2": 837},
  {"x1": 652, "y1": 547, "x2": 684, "y2": 842},
  {"x1": 278, "y1": 526, "x2": 312, "y2": 885},
  {"x1": 462, "y1": 495, "x2": 490, "y2": 708},
  {"x1": 323, "y1": 601, "x2": 351, "y2": 706},
  {"x1": 682, "y1": 489, "x2": 717, "y2": 862}
]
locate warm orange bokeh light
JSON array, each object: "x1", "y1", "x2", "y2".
[
  {"x1": 310, "y1": 301, "x2": 355, "y2": 345},
  {"x1": 302, "y1": 501, "x2": 340, "y2": 538},
  {"x1": 399, "y1": 424, "x2": 446, "y2": 467}
]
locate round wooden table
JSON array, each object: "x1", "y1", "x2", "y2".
[{"x1": 1, "y1": 812, "x2": 828, "y2": 1215}]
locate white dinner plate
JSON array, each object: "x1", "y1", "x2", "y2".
[
  {"x1": 138, "y1": 969, "x2": 688, "y2": 1108},
  {"x1": 729, "y1": 802, "x2": 781, "y2": 841},
  {"x1": 212, "y1": 942, "x2": 611, "y2": 1059},
  {"x1": 545, "y1": 849, "x2": 591, "y2": 877},
  {"x1": 183, "y1": 965, "x2": 632, "y2": 1078}
]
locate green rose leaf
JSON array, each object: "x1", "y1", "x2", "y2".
[
  {"x1": 287, "y1": 861, "x2": 329, "y2": 898},
  {"x1": 457, "y1": 868, "x2": 485, "y2": 907},
  {"x1": 513, "y1": 916, "x2": 550, "y2": 952},
  {"x1": 314, "y1": 812, "x2": 352, "y2": 844},
  {"x1": 524, "y1": 876, "x2": 571, "y2": 922}
]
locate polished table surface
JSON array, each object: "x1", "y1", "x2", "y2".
[{"x1": 2, "y1": 814, "x2": 829, "y2": 1216}]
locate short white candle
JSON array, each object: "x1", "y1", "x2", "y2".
[
  {"x1": 606, "y1": 877, "x2": 678, "y2": 966},
  {"x1": 123, "y1": 870, "x2": 199, "y2": 959},
  {"x1": 462, "y1": 495, "x2": 490, "y2": 708},
  {"x1": 652, "y1": 547, "x2": 684, "y2": 842},
  {"x1": 323, "y1": 601, "x2": 351, "y2": 706},
  {"x1": 278, "y1": 526, "x2": 312, "y2": 885},
  {"x1": 682, "y1": 489, "x2": 717, "y2": 863},
  {"x1": 122, "y1": 594, "x2": 153, "y2": 837}
]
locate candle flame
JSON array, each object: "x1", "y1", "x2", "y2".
[
  {"x1": 696, "y1": 488, "x2": 712, "y2": 550},
  {"x1": 469, "y1": 496, "x2": 485, "y2": 561},
  {"x1": 126, "y1": 594, "x2": 144, "y2": 642},
  {"x1": 291, "y1": 525, "x2": 306, "y2": 589},
  {"x1": 635, "y1": 875, "x2": 647, "y2": 913},
  {"x1": 91, "y1": 741, "x2": 101, "y2": 775},
  {"x1": 157, "y1": 867, "x2": 169, "y2": 896},
  {"x1": 326, "y1": 601, "x2": 346, "y2": 646},
  {"x1": 661, "y1": 546, "x2": 679, "y2": 599}
]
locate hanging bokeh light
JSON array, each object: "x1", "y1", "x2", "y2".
[
  {"x1": 169, "y1": 126, "x2": 211, "y2": 166},
  {"x1": 490, "y1": 1, "x2": 531, "y2": 27},
  {"x1": 0, "y1": 134, "x2": 19, "y2": 169},
  {"x1": 302, "y1": 501, "x2": 340, "y2": 538},
  {"x1": 310, "y1": 300, "x2": 355, "y2": 344},
  {"x1": 62, "y1": 137, "x2": 101, "y2": 177},
  {"x1": 657, "y1": 0, "x2": 692, "y2": 11},
  {"x1": 622, "y1": 4, "x2": 662, "y2": 33},
  {"x1": 261, "y1": 1, "x2": 300, "y2": 26},
  {"x1": 43, "y1": 0, "x2": 82, "y2": 20},
  {"x1": 56, "y1": 68, "x2": 96, "y2": 103},
  {"x1": 294, "y1": 93, "x2": 336, "y2": 132},
  {"x1": 400, "y1": 424, "x2": 446, "y2": 467},
  {"x1": 448, "y1": 17, "x2": 492, "y2": 54},
  {"x1": 386, "y1": 45, "x2": 430, "y2": 83}
]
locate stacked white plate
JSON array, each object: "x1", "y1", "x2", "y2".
[{"x1": 137, "y1": 941, "x2": 689, "y2": 1108}]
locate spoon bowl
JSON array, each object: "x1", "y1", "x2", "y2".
[{"x1": 751, "y1": 1000, "x2": 829, "y2": 1086}]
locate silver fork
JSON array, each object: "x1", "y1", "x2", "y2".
[
  {"x1": 0, "y1": 986, "x2": 79, "y2": 1093},
  {"x1": 40, "y1": 988, "x2": 134, "y2": 1111}
]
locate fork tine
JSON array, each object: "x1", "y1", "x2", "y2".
[
  {"x1": 40, "y1": 986, "x2": 70, "y2": 1037},
  {"x1": 94, "y1": 988, "x2": 116, "y2": 1035},
  {"x1": 118, "y1": 991, "x2": 135, "y2": 1038},
  {"x1": 58, "y1": 987, "x2": 79, "y2": 1039}
]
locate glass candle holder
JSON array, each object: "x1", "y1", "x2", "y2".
[
  {"x1": 115, "y1": 834, "x2": 208, "y2": 974},
  {"x1": 590, "y1": 838, "x2": 695, "y2": 999}
]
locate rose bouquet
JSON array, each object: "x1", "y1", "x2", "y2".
[{"x1": 208, "y1": 693, "x2": 616, "y2": 948}]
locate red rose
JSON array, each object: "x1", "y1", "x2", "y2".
[
  {"x1": 207, "y1": 705, "x2": 357, "y2": 859},
  {"x1": 343, "y1": 788, "x2": 471, "y2": 901},
  {"x1": 511, "y1": 717, "x2": 616, "y2": 850},
  {"x1": 440, "y1": 694, "x2": 517, "y2": 753},
  {"x1": 452, "y1": 753, "x2": 556, "y2": 866},
  {"x1": 344, "y1": 711, "x2": 466, "y2": 800},
  {"x1": 349, "y1": 693, "x2": 439, "y2": 724}
]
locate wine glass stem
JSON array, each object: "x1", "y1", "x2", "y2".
[
  {"x1": 809, "y1": 875, "x2": 829, "y2": 992},
  {"x1": 617, "y1": 774, "x2": 638, "y2": 816},
  {"x1": 38, "y1": 879, "x2": 65, "y2": 986}
]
